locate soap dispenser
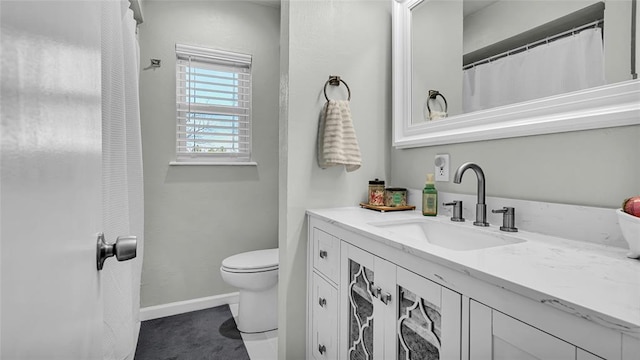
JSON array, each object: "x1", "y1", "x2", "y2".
[{"x1": 422, "y1": 173, "x2": 438, "y2": 216}]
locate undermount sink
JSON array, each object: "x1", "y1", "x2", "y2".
[{"x1": 369, "y1": 218, "x2": 526, "y2": 251}]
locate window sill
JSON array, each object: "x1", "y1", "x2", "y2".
[{"x1": 169, "y1": 161, "x2": 258, "y2": 166}]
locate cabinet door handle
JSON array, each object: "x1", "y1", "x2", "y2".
[
  {"x1": 318, "y1": 344, "x2": 326, "y2": 354},
  {"x1": 318, "y1": 297, "x2": 327, "y2": 307},
  {"x1": 372, "y1": 286, "x2": 391, "y2": 304},
  {"x1": 380, "y1": 291, "x2": 392, "y2": 305},
  {"x1": 319, "y1": 250, "x2": 328, "y2": 258}
]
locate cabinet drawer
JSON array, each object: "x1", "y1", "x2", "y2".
[
  {"x1": 311, "y1": 272, "x2": 338, "y2": 360},
  {"x1": 312, "y1": 227, "x2": 340, "y2": 283}
]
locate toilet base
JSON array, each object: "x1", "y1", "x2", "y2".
[{"x1": 236, "y1": 284, "x2": 278, "y2": 333}]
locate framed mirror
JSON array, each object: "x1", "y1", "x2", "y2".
[{"x1": 392, "y1": 0, "x2": 640, "y2": 148}]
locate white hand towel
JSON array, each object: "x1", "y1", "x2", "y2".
[
  {"x1": 429, "y1": 110, "x2": 448, "y2": 121},
  {"x1": 317, "y1": 99, "x2": 362, "y2": 172}
]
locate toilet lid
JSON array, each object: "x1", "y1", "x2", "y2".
[{"x1": 222, "y1": 248, "x2": 279, "y2": 272}]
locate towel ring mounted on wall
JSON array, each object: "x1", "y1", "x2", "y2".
[
  {"x1": 426, "y1": 90, "x2": 448, "y2": 117},
  {"x1": 323, "y1": 75, "x2": 351, "y2": 101}
]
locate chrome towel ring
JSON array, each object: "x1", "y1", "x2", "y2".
[
  {"x1": 426, "y1": 90, "x2": 448, "y2": 117},
  {"x1": 323, "y1": 75, "x2": 351, "y2": 101}
]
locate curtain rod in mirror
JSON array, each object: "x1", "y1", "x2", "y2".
[{"x1": 463, "y1": 19, "x2": 603, "y2": 70}]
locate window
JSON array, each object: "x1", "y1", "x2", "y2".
[{"x1": 175, "y1": 44, "x2": 252, "y2": 164}]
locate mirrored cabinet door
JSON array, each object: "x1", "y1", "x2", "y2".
[
  {"x1": 340, "y1": 242, "x2": 460, "y2": 360},
  {"x1": 395, "y1": 267, "x2": 462, "y2": 360},
  {"x1": 347, "y1": 256, "x2": 375, "y2": 359},
  {"x1": 340, "y1": 242, "x2": 397, "y2": 360}
]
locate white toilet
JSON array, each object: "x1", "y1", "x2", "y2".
[{"x1": 220, "y1": 248, "x2": 278, "y2": 333}]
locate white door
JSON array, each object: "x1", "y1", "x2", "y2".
[{"x1": 1, "y1": 1, "x2": 104, "y2": 358}]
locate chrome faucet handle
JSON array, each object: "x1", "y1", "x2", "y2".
[
  {"x1": 492, "y1": 207, "x2": 518, "y2": 232},
  {"x1": 443, "y1": 201, "x2": 465, "y2": 222}
]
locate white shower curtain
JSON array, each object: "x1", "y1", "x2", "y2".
[
  {"x1": 463, "y1": 28, "x2": 606, "y2": 113},
  {"x1": 101, "y1": 1, "x2": 144, "y2": 359}
]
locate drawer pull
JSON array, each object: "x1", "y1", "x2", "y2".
[
  {"x1": 318, "y1": 344, "x2": 326, "y2": 354},
  {"x1": 319, "y1": 250, "x2": 328, "y2": 258},
  {"x1": 318, "y1": 297, "x2": 327, "y2": 307}
]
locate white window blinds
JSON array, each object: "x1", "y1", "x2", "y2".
[{"x1": 175, "y1": 44, "x2": 252, "y2": 162}]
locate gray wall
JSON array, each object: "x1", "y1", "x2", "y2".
[
  {"x1": 278, "y1": 0, "x2": 392, "y2": 358},
  {"x1": 391, "y1": 125, "x2": 640, "y2": 209},
  {"x1": 138, "y1": 0, "x2": 280, "y2": 307}
]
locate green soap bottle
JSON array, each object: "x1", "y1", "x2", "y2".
[{"x1": 422, "y1": 173, "x2": 438, "y2": 216}]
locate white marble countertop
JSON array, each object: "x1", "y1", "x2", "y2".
[{"x1": 307, "y1": 206, "x2": 640, "y2": 337}]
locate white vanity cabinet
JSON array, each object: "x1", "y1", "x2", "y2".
[
  {"x1": 308, "y1": 216, "x2": 461, "y2": 360},
  {"x1": 306, "y1": 211, "x2": 640, "y2": 360}
]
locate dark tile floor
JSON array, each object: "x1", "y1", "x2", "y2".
[{"x1": 135, "y1": 305, "x2": 250, "y2": 360}]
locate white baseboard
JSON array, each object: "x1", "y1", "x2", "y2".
[{"x1": 139, "y1": 292, "x2": 239, "y2": 321}]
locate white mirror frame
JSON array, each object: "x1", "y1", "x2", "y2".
[{"x1": 392, "y1": 0, "x2": 640, "y2": 149}]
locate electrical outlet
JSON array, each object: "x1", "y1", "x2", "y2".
[{"x1": 434, "y1": 154, "x2": 449, "y2": 182}]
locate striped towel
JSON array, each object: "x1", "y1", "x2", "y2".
[{"x1": 317, "y1": 99, "x2": 362, "y2": 172}]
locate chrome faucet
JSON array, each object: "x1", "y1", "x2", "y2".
[{"x1": 453, "y1": 162, "x2": 489, "y2": 226}]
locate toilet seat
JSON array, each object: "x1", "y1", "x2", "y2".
[{"x1": 221, "y1": 248, "x2": 278, "y2": 273}]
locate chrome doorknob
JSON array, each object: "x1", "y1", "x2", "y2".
[{"x1": 96, "y1": 233, "x2": 137, "y2": 270}]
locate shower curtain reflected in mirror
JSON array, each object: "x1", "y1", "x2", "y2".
[{"x1": 463, "y1": 27, "x2": 605, "y2": 113}]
